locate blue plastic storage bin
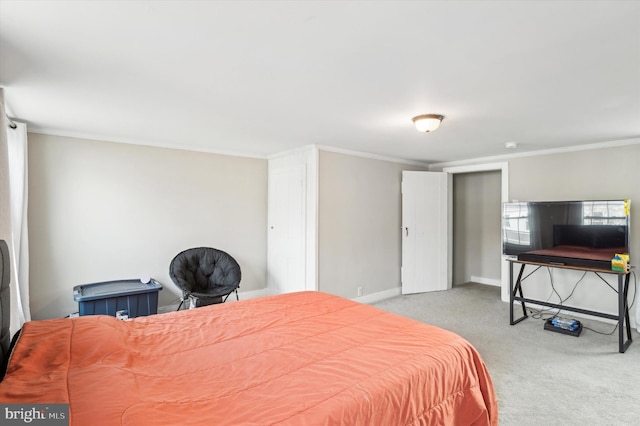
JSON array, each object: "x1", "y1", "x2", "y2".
[{"x1": 73, "y1": 279, "x2": 163, "y2": 318}]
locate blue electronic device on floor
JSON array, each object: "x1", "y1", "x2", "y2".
[{"x1": 544, "y1": 316, "x2": 582, "y2": 337}]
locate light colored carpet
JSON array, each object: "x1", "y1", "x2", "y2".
[{"x1": 372, "y1": 283, "x2": 640, "y2": 426}]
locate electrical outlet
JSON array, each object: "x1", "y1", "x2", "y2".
[{"x1": 357, "y1": 286, "x2": 363, "y2": 297}]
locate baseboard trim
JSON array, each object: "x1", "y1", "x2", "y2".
[
  {"x1": 353, "y1": 287, "x2": 402, "y2": 304},
  {"x1": 470, "y1": 276, "x2": 501, "y2": 287}
]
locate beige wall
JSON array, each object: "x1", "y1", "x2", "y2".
[
  {"x1": 28, "y1": 129, "x2": 639, "y2": 323},
  {"x1": 318, "y1": 150, "x2": 427, "y2": 298},
  {"x1": 441, "y1": 142, "x2": 639, "y2": 323},
  {"x1": 507, "y1": 144, "x2": 640, "y2": 318},
  {"x1": 453, "y1": 171, "x2": 502, "y2": 285},
  {"x1": 509, "y1": 144, "x2": 640, "y2": 265},
  {"x1": 28, "y1": 133, "x2": 267, "y2": 320},
  {"x1": 509, "y1": 145, "x2": 639, "y2": 204}
]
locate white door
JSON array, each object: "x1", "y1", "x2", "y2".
[
  {"x1": 267, "y1": 165, "x2": 306, "y2": 294},
  {"x1": 401, "y1": 171, "x2": 451, "y2": 294}
]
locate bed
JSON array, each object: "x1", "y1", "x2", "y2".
[{"x1": 0, "y1": 259, "x2": 497, "y2": 424}]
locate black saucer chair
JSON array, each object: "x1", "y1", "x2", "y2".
[{"x1": 169, "y1": 247, "x2": 241, "y2": 310}]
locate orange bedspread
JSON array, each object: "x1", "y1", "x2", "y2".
[{"x1": 0, "y1": 291, "x2": 497, "y2": 425}]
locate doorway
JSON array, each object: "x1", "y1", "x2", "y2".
[
  {"x1": 452, "y1": 171, "x2": 502, "y2": 288},
  {"x1": 443, "y1": 162, "x2": 509, "y2": 302}
]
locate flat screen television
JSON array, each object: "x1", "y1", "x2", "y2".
[{"x1": 502, "y1": 200, "x2": 630, "y2": 269}]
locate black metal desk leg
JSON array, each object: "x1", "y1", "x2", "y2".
[
  {"x1": 624, "y1": 274, "x2": 632, "y2": 341},
  {"x1": 517, "y1": 271, "x2": 527, "y2": 317},
  {"x1": 618, "y1": 273, "x2": 633, "y2": 353},
  {"x1": 510, "y1": 262, "x2": 528, "y2": 325},
  {"x1": 509, "y1": 261, "x2": 514, "y2": 324}
]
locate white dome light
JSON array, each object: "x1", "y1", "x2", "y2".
[{"x1": 412, "y1": 114, "x2": 444, "y2": 133}]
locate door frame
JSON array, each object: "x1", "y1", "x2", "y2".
[{"x1": 441, "y1": 162, "x2": 509, "y2": 302}]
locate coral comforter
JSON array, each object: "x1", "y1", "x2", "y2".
[{"x1": 0, "y1": 291, "x2": 497, "y2": 425}]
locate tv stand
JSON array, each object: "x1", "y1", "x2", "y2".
[{"x1": 507, "y1": 259, "x2": 633, "y2": 353}]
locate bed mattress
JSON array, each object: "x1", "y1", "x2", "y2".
[{"x1": 0, "y1": 291, "x2": 497, "y2": 425}]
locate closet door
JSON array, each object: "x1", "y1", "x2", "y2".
[
  {"x1": 401, "y1": 171, "x2": 451, "y2": 294},
  {"x1": 268, "y1": 164, "x2": 307, "y2": 294}
]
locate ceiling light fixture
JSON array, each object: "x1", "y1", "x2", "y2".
[{"x1": 412, "y1": 114, "x2": 444, "y2": 133}]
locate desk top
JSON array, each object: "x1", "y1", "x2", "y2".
[{"x1": 506, "y1": 257, "x2": 633, "y2": 275}]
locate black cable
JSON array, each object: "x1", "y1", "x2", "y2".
[
  {"x1": 554, "y1": 270, "x2": 588, "y2": 319},
  {"x1": 583, "y1": 322, "x2": 618, "y2": 336},
  {"x1": 627, "y1": 270, "x2": 637, "y2": 310},
  {"x1": 527, "y1": 307, "x2": 557, "y2": 321},
  {"x1": 539, "y1": 268, "x2": 586, "y2": 319},
  {"x1": 556, "y1": 269, "x2": 636, "y2": 336},
  {"x1": 589, "y1": 269, "x2": 637, "y2": 311},
  {"x1": 584, "y1": 270, "x2": 637, "y2": 335},
  {"x1": 518, "y1": 266, "x2": 637, "y2": 336},
  {"x1": 519, "y1": 265, "x2": 557, "y2": 320},
  {"x1": 529, "y1": 269, "x2": 590, "y2": 325},
  {"x1": 526, "y1": 267, "x2": 566, "y2": 320},
  {"x1": 557, "y1": 270, "x2": 588, "y2": 304},
  {"x1": 547, "y1": 267, "x2": 564, "y2": 306}
]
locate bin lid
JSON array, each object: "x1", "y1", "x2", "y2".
[{"x1": 73, "y1": 279, "x2": 163, "y2": 302}]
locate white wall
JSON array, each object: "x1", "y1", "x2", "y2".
[
  {"x1": 28, "y1": 133, "x2": 267, "y2": 320},
  {"x1": 317, "y1": 150, "x2": 427, "y2": 298}
]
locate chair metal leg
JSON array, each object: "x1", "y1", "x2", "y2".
[
  {"x1": 222, "y1": 289, "x2": 240, "y2": 303},
  {"x1": 177, "y1": 293, "x2": 191, "y2": 311}
]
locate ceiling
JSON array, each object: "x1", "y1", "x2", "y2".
[{"x1": 1, "y1": 0, "x2": 639, "y2": 164}]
